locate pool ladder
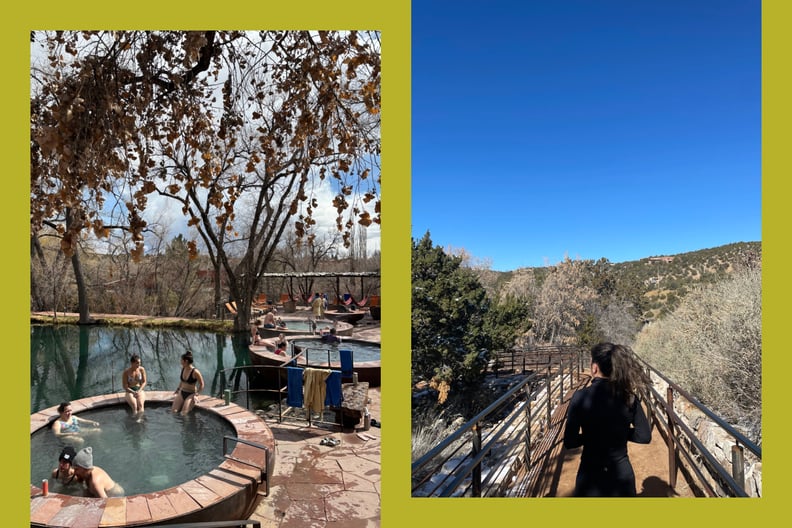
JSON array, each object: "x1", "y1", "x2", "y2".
[{"x1": 222, "y1": 435, "x2": 271, "y2": 497}]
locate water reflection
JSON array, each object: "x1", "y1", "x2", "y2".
[{"x1": 30, "y1": 325, "x2": 253, "y2": 413}]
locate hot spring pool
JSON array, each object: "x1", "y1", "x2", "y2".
[
  {"x1": 31, "y1": 403, "x2": 234, "y2": 496},
  {"x1": 291, "y1": 338, "x2": 381, "y2": 363},
  {"x1": 30, "y1": 392, "x2": 275, "y2": 527}
]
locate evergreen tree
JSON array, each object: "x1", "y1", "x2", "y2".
[{"x1": 411, "y1": 232, "x2": 490, "y2": 394}]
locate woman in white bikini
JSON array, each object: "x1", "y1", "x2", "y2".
[
  {"x1": 171, "y1": 351, "x2": 205, "y2": 415},
  {"x1": 122, "y1": 354, "x2": 147, "y2": 414}
]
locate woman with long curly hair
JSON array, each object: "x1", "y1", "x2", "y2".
[{"x1": 563, "y1": 342, "x2": 652, "y2": 496}]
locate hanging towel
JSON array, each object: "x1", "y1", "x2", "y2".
[
  {"x1": 286, "y1": 367, "x2": 304, "y2": 408},
  {"x1": 304, "y1": 368, "x2": 332, "y2": 414},
  {"x1": 325, "y1": 370, "x2": 343, "y2": 407},
  {"x1": 340, "y1": 349, "x2": 354, "y2": 379}
]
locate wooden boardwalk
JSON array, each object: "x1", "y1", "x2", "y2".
[{"x1": 528, "y1": 405, "x2": 696, "y2": 497}]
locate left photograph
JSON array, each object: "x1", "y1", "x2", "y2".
[{"x1": 30, "y1": 30, "x2": 381, "y2": 526}]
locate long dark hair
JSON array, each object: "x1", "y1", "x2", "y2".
[{"x1": 591, "y1": 342, "x2": 650, "y2": 403}]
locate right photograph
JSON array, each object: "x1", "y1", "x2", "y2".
[{"x1": 410, "y1": 1, "x2": 761, "y2": 499}]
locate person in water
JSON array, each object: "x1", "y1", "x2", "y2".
[
  {"x1": 122, "y1": 354, "x2": 147, "y2": 415},
  {"x1": 320, "y1": 327, "x2": 341, "y2": 344},
  {"x1": 52, "y1": 401, "x2": 100, "y2": 444},
  {"x1": 563, "y1": 342, "x2": 652, "y2": 497},
  {"x1": 51, "y1": 446, "x2": 82, "y2": 489},
  {"x1": 171, "y1": 351, "x2": 205, "y2": 415},
  {"x1": 72, "y1": 447, "x2": 125, "y2": 498}
]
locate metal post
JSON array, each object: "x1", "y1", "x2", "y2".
[
  {"x1": 524, "y1": 385, "x2": 532, "y2": 468},
  {"x1": 731, "y1": 444, "x2": 745, "y2": 493},
  {"x1": 666, "y1": 386, "x2": 677, "y2": 489},
  {"x1": 559, "y1": 361, "x2": 565, "y2": 402},
  {"x1": 472, "y1": 424, "x2": 482, "y2": 497},
  {"x1": 546, "y1": 367, "x2": 552, "y2": 428}
]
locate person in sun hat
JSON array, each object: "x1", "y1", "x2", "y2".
[
  {"x1": 51, "y1": 446, "x2": 82, "y2": 487},
  {"x1": 72, "y1": 446, "x2": 125, "y2": 498}
]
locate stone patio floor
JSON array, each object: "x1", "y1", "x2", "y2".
[{"x1": 247, "y1": 386, "x2": 381, "y2": 528}]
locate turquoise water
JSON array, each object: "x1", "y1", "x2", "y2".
[
  {"x1": 31, "y1": 403, "x2": 234, "y2": 495},
  {"x1": 30, "y1": 325, "x2": 253, "y2": 413},
  {"x1": 261, "y1": 319, "x2": 328, "y2": 332},
  {"x1": 291, "y1": 338, "x2": 381, "y2": 363}
]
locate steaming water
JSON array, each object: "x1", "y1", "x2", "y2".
[{"x1": 31, "y1": 403, "x2": 235, "y2": 496}]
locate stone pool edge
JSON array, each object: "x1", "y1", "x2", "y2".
[{"x1": 30, "y1": 391, "x2": 274, "y2": 527}]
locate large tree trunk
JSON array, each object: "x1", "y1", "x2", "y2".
[
  {"x1": 66, "y1": 208, "x2": 94, "y2": 325},
  {"x1": 71, "y1": 248, "x2": 94, "y2": 324},
  {"x1": 30, "y1": 235, "x2": 47, "y2": 311}
]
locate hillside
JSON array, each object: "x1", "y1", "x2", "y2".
[{"x1": 485, "y1": 241, "x2": 761, "y2": 321}]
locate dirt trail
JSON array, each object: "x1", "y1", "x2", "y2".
[{"x1": 538, "y1": 416, "x2": 696, "y2": 497}]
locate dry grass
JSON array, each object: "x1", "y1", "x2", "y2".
[{"x1": 31, "y1": 313, "x2": 234, "y2": 333}]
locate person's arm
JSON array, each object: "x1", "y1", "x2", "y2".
[
  {"x1": 628, "y1": 397, "x2": 652, "y2": 444},
  {"x1": 139, "y1": 367, "x2": 147, "y2": 391},
  {"x1": 75, "y1": 415, "x2": 99, "y2": 427},
  {"x1": 563, "y1": 391, "x2": 584, "y2": 449},
  {"x1": 91, "y1": 476, "x2": 107, "y2": 499},
  {"x1": 194, "y1": 369, "x2": 205, "y2": 394},
  {"x1": 122, "y1": 368, "x2": 130, "y2": 392}
]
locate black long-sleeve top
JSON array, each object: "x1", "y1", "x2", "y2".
[{"x1": 563, "y1": 377, "x2": 651, "y2": 464}]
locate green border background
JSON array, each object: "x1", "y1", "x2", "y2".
[{"x1": 4, "y1": 0, "x2": 788, "y2": 526}]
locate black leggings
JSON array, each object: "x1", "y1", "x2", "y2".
[{"x1": 573, "y1": 456, "x2": 637, "y2": 497}]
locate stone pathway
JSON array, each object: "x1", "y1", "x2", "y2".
[{"x1": 248, "y1": 387, "x2": 381, "y2": 527}]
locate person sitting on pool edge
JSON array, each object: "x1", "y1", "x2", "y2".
[
  {"x1": 250, "y1": 319, "x2": 263, "y2": 345},
  {"x1": 72, "y1": 446, "x2": 125, "y2": 498},
  {"x1": 122, "y1": 354, "x2": 147, "y2": 415},
  {"x1": 172, "y1": 351, "x2": 205, "y2": 415},
  {"x1": 263, "y1": 309, "x2": 277, "y2": 329}
]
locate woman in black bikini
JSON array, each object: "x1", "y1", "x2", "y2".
[
  {"x1": 122, "y1": 354, "x2": 147, "y2": 415},
  {"x1": 171, "y1": 351, "x2": 205, "y2": 415},
  {"x1": 51, "y1": 446, "x2": 82, "y2": 490}
]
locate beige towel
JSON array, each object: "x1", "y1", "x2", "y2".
[{"x1": 303, "y1": 368, "x2": 331, "y2": 414}]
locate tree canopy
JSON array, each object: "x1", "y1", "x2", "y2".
[
  {"x1": 31, "y1": 31, "x2": 380, "y2": 330},
  {"x1": 411, "y1": 232, "x2": 528, "y2": 403}
]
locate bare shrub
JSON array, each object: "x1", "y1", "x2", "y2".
[{"x1": 633, "y1": 265, "x2": 761, "y2": 442}]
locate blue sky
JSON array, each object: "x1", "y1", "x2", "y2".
[{"x1": 411, "y1": 0, "x2": 761, "y2": 271}]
